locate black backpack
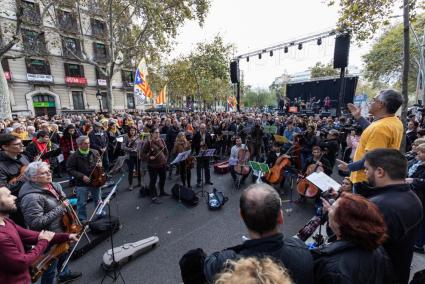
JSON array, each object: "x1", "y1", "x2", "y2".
[
  {"x1": 171, "y1": 184, "x2": 199, "y2": 206},
  {"x1": 89, "y1": 214, "x2": 120, "y2": 234},
  {"x1": 208, "y1": 188, "x2": 228, "y2": 210}
]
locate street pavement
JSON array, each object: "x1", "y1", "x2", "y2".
[{"x1": 58, "y1": 166, "x2": 424, "y2": 284}]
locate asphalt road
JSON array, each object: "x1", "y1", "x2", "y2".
[
  {"x1": 60, "y1": 167, "x2": 313, "y2": 284},
  {"x1": 58, "y1": 166, "x2": 424, "y2": 284}
]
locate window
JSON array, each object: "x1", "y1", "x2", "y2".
[
  {"x1": 95, "y1": 67, "x2": 106, "y2": 80},
  {"x1": 72, "y1": 91, "x2": 85, "y2": 110},
  {"x1": 91, "y1": 19, "x2": 106, "y2": 37},
  {"x1": 25, "y1": 59, "x2": 51, "y2": 74},
  {"x1": 33, "y1": 95, "x2": 55, "y2": 103},
  {"x1": 127, "y1": 93, "x2": 135, "y2": 109},
  {"x1": 21, "y1": 1, "x2": 41, "y2": 25},
  {"x1": 121, "y1": 70, "x2": 134, "y2": 88},
  {"x1": 62, "y1": 37, "x2": 81, "y2": 58},
  {"x1": 1, "y1": 58, "x2": 10, "y2": 72},
  {"x1": 93, "y1": 42, "x2": 107, "y2": 62},
  {"x1": 57, "y1": 10, "x2": 77, "y2": 31},
  {"x1": 22, "y1": 29, "x2": 46, "y2": 54},
  {"x1": 64, "y1": 63, "x2": 84, "y2": 77}
]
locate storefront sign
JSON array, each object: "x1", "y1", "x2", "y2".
[
  {"x1": 4, "y1": 71, "x2": 11, "y2": 80},
  {"x1": 27, "y1": 73, "x2": 54, "y2": 83},
  {"x1": 33, "y1": 102, "x2": 55, "y2": 107},
  {"x1": 97, "y1": 79, "x2": 106, "y2": 86},
  {"x1": 65, "y1": 76, "x2": 87, "y2": 86}
]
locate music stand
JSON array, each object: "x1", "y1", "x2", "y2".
[
  {"x1": 194, "y1": 148, "x2": 216, "y2": 197},
  {"x1": 170, "y1": 150, "x2": 191, "y2": 204},
  {"x1": 99, "y1": 175, "x2": 125, "y2": 284}
]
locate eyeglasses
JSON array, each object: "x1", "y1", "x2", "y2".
[
  {"x1": 37, "y1": 170, "x2": 51, "y2": 176},
  {"x1": 10, "y1": 142, "x2": 24, "y2": 146}
]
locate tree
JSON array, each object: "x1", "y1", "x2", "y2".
[
  {"x1": 327, "y1": 0, "x2": 424, "y2": 121},
  {"x1": 362, "y1": 13, "x2": 425, "y2": 96},
  {"x1": 309, "y1": 62, "x2": 339, "y2": 78},
  {"x1": 242, "y1": 86, "x2": 276, "y2": 108}
]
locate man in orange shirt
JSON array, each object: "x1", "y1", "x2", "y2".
[{"x1": 338, "y1": 89, "x2": 404, "y2": 195}]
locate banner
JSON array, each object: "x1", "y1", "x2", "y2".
[{"x1": 156, "y1": 85, "x2": 167, "y2": 105}]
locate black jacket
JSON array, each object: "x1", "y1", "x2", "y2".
[
  {"x1": 24, "y1": 141, "x2": 61, "y2": 162},
  {"x1": 304, "y1": 157, "x2": 332, "y2": 176},
  {"x1": 0, "y1": 151, "x2": 30, "y2": 195},
  {"x1": 369, "y1": 184, "x2": 423, "y2": 284},
  {"x1": 192, "y1": 131, "x2": 213, "y2": 155},
  {"x1": 408, "y1": 162, "x2": 425, "y2": 206},
  {"x1": 66, "y1": 149, "x2": 100, "y2": 186},
  {"x1": 312, "y1": 240, "x2": 394, "y2": 284},
  {"x1": 166, "y1": 126, "x2": 180, "y2": 151},
  {"x1": 89, "y1": 130, "x2": 108, "y2": 151},
  {"x1": 203, "y1": 233, "x2": 313, "y2": 284},
  {"x1": 320, "y1": 138, "x2": 339, "y2": 167}
]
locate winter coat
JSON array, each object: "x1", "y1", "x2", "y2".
[
  {"x1": 19, "y1": 181, "x2": 66, "y2": 232},
  {"x1": 141, "y1": 138, "x2": 168, "y2": 168},
  {"x1": 88, "y1": 130, "x2": 108, "y2": 152},
  {"x1": 203, "y1": 233, "x2": 313, "y2": 284},
  {"x1": 66, "y1": 149, "x2": 100, "y2": 186},
  {"x1": 312, "y1": 240, "x2": 394, "y2": 284}
]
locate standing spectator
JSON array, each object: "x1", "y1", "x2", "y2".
[
  {"x1": 89, "y1": 122, "x2": 109, "y2": 173},
  {"x1": 192, "y1": 123, "x2": 213, "y2": 187},
  {"x1": 364, "y1": 149, "x2": 423, "y2": 284},
  {"x1": 406, "y1": 120, "x2": 419, "y2": 152}
]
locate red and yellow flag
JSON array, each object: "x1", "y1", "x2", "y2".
[{"x1": 155, "y1": 85, "x2": 167, "y2": 105}]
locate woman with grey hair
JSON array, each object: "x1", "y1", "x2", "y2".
[{"x1": 19, "y1": 161, "x2": 81, "y2": 283}]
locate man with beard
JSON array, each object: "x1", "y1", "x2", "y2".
[
  {"x1": 364, "y1": 148, "x2": 423, "y2": 284},
  {"x1": 0, "y1": 186, "x2": 77, "y2": 284}
]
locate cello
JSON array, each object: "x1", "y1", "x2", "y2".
[
  {"x1": 296, "y1": 157, "x2": 324, "y2": 199},
  {"x1": 234, "y1": 146, "x2": 250, "y2": 176},
  {"x1": 264, "y1": 146, "x2": 293, "y2": 184},
  {"x1": 30, "y1": 200, "x2": 83, "y2": 282}
]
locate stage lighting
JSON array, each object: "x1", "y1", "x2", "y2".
[
  {"x1": 284, "y1": 46, "x2": 288, "y2": 53},
  {"x1": 298, "y1": 43, "x2": 303, "y2": 50},
  {"x1": 258, "y1": 53, "x2": 262, "y2": 59},
  {"x1": 317, "y1": 38, "x2": 322, "y2": 45},
  {"x1": 270, "y1": 50, "x2": 273, "y2": 56},
  {"x1": 246, "y1": 56, "x2": 249, "y2": 62}
]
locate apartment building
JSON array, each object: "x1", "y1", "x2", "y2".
[{"x1": 0, "y1": 0, "x2": 139, "y2": 116}]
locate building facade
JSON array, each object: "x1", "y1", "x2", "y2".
[{"x1": 0, "y1": 0, "x2": 139, "y2": 116}]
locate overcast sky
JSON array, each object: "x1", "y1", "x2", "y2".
[{"x1": 171, "y1": 0, "x2": 374, "y2": 88}]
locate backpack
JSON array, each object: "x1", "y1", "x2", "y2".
[
  {"x1": 171, "y1": 184, "x2": 199, "y2": 206},
  {"x1": 208, "y1": 188, "x2": 228, "y2": 210}
]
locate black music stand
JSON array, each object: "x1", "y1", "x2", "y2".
[
  {"x1": 195, "y1": 148, "x2": 215, "y2": 198},
  {"x1": 99, "y1": 175, "x2": 125, "y2": 284}
]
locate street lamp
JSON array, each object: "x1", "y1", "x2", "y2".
[{"x1": 96, "y1": 90, "x2": 103, "y2": 113}]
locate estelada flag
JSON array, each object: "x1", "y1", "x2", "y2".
[
  {"x1": 156, "y1": 85, "x2": 167, "y2": 105},
  {"x1": 134, "y1": 60, "x2": 152, "y2": 102}
]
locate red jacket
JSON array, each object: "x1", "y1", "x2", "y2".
[{"x1": 0, "y1": 218, "x2": 69, "y2": 284}]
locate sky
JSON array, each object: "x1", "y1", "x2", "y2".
[{"x1": 171, "y1": 0, "x2": 374, "y2": 89}]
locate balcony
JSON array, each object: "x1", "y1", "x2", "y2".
[
  {"x1": 62, "y1": 38, "x2": 82, "y2": 59},
  {"x1": 20, "y1": 1, "x2": 42, "y2": 26},
  {"x1": 57, "y1": 10, "x2": 78, "y2": 34},
  {"x1": 87, "y1": 0, "x2": 104, "y2": 16},
  {"x1": 93, "y1": 42, "x2": 108, "y2": 63},
  {"x1": 121, "y1": 70, "x2": 134, "y2": 90}
]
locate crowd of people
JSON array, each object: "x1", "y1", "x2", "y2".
[{"x1": 0, "y1": 88, "x2": 424, "y2": 283}]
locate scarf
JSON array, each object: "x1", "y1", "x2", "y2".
[{"x1": 79, "y1": 148, "x2": 90, "y2": 156}]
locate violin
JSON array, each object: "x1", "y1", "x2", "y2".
[
  {"x1": 234, "y1": 146, "x2": 250, "y2": 175},
  {"x1": 9, "y1": 164, "x2": 28, "y2": 185},
  {"x1": 90, "y1": 155, "x2": 107, "y2": 187},
  {"x1": 30, "y1": 199, "x2": 83, "y2": 282},
  {"x1": 296, "y1": 157, "x2": 324, "y2": 198},
  {"x1": 264, "y1": 146, "x2": 294, "y2": 184}
]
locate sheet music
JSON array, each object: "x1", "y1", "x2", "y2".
[
  {"x1": 306, "y1": 172, "x2": 341, "y2": 192},
  {"x1": 170, "y1": 150, "x2": 191, "y2": 164}
]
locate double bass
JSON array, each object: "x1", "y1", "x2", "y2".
[
  {"x1": 296, "y1": 158, "x2": 324, "y2": 198},
  {"x1": 234, "y1": 146, "x2": 250, "y2": 176},
  {"x1": 30, "y1": 200, "x2": 83, "y2": 282}
]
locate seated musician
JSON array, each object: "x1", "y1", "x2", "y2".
[
  {"x1": 303, "y1": 146, "x2": 332, "y2": 176},
  {"x1": 19, "y1": 162, "x2": 81, "y2": 284},
  {"x1": 266, "y1": 143, "x2": 286, "y2": 168},
  {"x1": 229, "y1": 136, "x2": 250, "y2": 186},
  {"x1": 0, "y1": 186, "x2": 77, "y2": 284},
  {"x1": 0, "y1": 134, "x2": 30, "y2": 226}
]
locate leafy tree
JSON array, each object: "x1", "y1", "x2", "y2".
[
  {"x1": 327, "y1": 0, "x2": 424, "y2": 120},
  {"x1": 362, "y1": 13, "x2": 425, "y2": 96},
  {"x1": 242, "y1": 86, "x2": 277, "y2": 108},
  {"x1": 309, "y1": 62, "x2": 339, "y2": 78}
]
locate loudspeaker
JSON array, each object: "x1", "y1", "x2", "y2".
[
  {"x1": 230, "y1": 61, "x2": 239, "y2": 83},
  {"x1": 333, "y1": 33, "x2": 350, "y2": 69}
]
